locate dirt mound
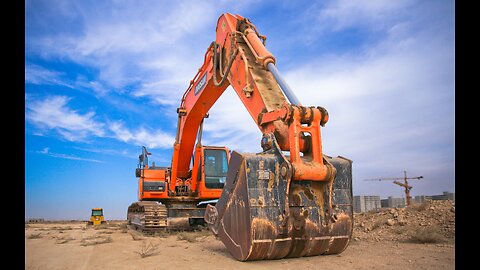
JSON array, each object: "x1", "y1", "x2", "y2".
[{"x1": 353, "y1": 200, "x2": 455, "y2": 244}]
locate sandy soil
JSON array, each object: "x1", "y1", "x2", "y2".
[{"x1": 25, "y1": 219, "x2": 454, "y2": 270}]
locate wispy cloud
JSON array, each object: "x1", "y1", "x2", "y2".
[
  {"x1": 26, "y1": 0, "x2": 218, "y2": 94},
  {"x1": 25, "y1": 95, "x2": 105, "y2": 141},
  {"x1": 201, "y1": 87, "x2": 262, "y2": 152},
  {"x1": 73, "y1": 75, "x2": 111, "y2": 96},
  {"x1": 25, "y1": 95, "x2": 175, "y2": 149},
  {"x1": 25, "y1": 1, "x2": 262, "y2": 121},
  {"x1": 108, "y1": 121, "x2": 175, "y2": 149},
  {"x1": 25, "y1": 1, "x2": 261, "y2": 113},
  {"x1": 310, "y1": 0, "x2": 416, "y2": 32},
  {"x1": 73, "y1": 146, "x2": 137, "y2": 159},
  {"x1": 36, "y1": 147, "x2": 103, "y2": 163},
  {"x1": 133, "y1": 80, "x2": 184, "y2": 106},
  {"x1": 25, "y1": 63, "x2": 116, "y2": 98},
  {"x1": 25, "y1": 64, "x2": 74, "y2": 88}
]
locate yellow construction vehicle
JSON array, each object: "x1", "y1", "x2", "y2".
[{"x1": 88, "y1": 208, "x2": 106, "y2": 225}]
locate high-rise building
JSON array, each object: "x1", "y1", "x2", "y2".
[
  {"x1": 380, "y1": 196, "x2": 406, "y2": 208},
  {"x1": 431, "y1": 191, "x2": 455, "y2": 201},
  {"x1": 414, "y1": 195, "x2": 432, "y2": 203},
  {"x1": 353, "y1": 195, "x2": 381, "y2": 213},
  {"x1": 414, "y1": 192, "x2": 455, "y2": 203}
]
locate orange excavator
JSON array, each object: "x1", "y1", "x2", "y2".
[{"x1": 128, "y1": 13, "x2": 353, "y2": 261}]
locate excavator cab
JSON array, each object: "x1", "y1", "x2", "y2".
[
  {"x1": 193, "y1": 146, "x2": 230, "y2": 198},
  {"x1": 203, "y1": 148, "x2": 228, "y2": 189}
]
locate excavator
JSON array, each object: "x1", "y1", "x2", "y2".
[{"x1": 128, "y1": 13, "x2": 353, "y2": 261}]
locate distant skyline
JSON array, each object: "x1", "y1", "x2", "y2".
[
  {"x1": 25, "y1": 0, "x2": 455, "y2": 220},
  {"x1": 353, "y1": 190, "x2": 455, "y2": 198}
]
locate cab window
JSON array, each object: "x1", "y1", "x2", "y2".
[
  {"x1": 204, "y1": 149, "x2": 228, "y2": 189},
  {"x1": 91, "y1": 210, "x2": 103, "y2": 216}
]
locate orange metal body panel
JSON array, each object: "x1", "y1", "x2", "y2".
[
  {"x1": 288, "y1": 107, "x2": 331, "y2": 181},
  {"x1": 142, "y1": 167, "x2": 166, "y2": 180},
  {"x1": 138, "y1": 166, "x2": 169, "y2": 200},
  {"x1": 170, "y1": 58, "x2": 228, "y2": 183}
]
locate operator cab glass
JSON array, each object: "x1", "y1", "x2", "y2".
[
  {"x1": 91, "y1": 209, "x2": 103, "y2": 216},
  {"x1": 204, "y1": 149, "x2": 228, "y2": 189}
]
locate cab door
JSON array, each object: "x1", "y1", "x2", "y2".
[{"x1": 197, "y1": 147, "x2": 229, "y2": 198}]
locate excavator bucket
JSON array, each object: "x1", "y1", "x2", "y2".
[{"x1": 205, "y1": 137, "x2": 353, "y2": 261}]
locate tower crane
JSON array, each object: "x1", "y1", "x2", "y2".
[{"x1": 364, "y1": 170, "x2": 423, "y2": 206}]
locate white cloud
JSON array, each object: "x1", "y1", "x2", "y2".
[
  {"x1": 66, "y1": 1, "x2": 214, "y2": 57},
  {"x1": 27, "y1": 1, "x2": 218, "y2": 92},
  {"x1": 25, "y1": 95, "x2": 105, "y2": 141},
  {"x1": 25, "y1": 64, "x2": 74, "y2": 88},
  {"x1": 201, "y1": 87, "x2": 262, "y2": 153},
  {"x1": 25, "y1": 63, "x2": 116, "y2": 98},
  {"x1": 73, "y1": 146, "x2": 137, "y2": 159},
  {"x1": 25, "y1": 1, "x2": 264, "y2": 117},
  {"x1": 25, "y1": 95, "x2": 175, "y2": 149},
  {"x1": 35, "y1": 147, "x2": 103, "y2": 163},
  {"x1": 133, "y1": 79, "x2": 185, "y2": 106},
  {"x1": 107, "y1": 121, "x2": 175, "y2": 149},
  {"x1": 304, "y1": 0, "x2": 417, "y2": 34},
  {"x1": 73, "y1": 76, "x2": 111, "y2": 96}
]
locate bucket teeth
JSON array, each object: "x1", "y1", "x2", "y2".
[{"x1": 205, "y1": 137, "x2": 353, "y2": 261}]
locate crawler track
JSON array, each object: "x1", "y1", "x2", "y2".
[{"x1": 127, "y1": 201, "x2": 168, "y2": 232}]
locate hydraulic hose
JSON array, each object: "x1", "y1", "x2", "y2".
[{"x1": 213, "y1": 42, "x2": 239, "y2": 87}]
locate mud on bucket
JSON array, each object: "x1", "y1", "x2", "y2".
[{"x1": 204, "y1": 146, "x2": 353, "y2": 261}]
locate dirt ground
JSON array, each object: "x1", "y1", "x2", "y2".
[{"x1": 25, "y1": 201, "x2": 455, "y2": 270}]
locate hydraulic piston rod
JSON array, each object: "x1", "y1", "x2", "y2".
[{"x1": 267, "y1": 62, "x2": 302, "y2": 106}]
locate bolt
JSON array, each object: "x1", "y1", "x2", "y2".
[
  {"x1": 280, "y1": 166, "x2": 287, "y2": 178},
  {"x1": 261, "y1": 136, "x2": 272, "y2": 150},
  {"x1": 331, "y1": 214, "x2": 338, "y2": 223}
]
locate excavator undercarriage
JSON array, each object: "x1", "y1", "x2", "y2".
[
  {"x1": 127, "y1": 200, "x2": 208, "y2": 232},
  {"x1": 127, "y1": 201, "x2": 168, "y2": 232}
]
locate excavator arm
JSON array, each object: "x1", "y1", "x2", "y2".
[
  {"x1": 171, "y1": 13, "x2": 353, "y2": 261},
  {"x1": 172, "y1": 13, "x2": 331, "y2": 185}
]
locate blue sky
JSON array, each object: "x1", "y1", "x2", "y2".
[{"x1": 25, "y1": 0, "x2": 455, "y2": 220}]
